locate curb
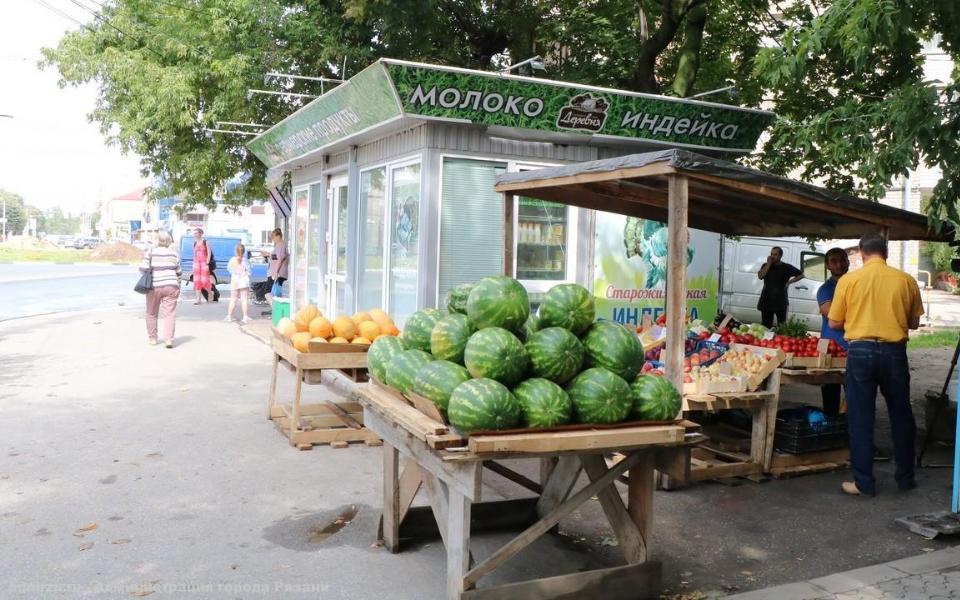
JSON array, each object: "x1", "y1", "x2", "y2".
[{"x1": 723, "y1": 545, "x2": 960, "y2": 599}]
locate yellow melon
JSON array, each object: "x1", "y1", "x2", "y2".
[
  {"x1": 329, "y1": 336, "x2": 349, "y2": 344},
  {"x1": 369, "y1": 308, "x2": 392, "y2": 326},
  {"x1": 333, "y1": 316, "x2": 357, "y2": 340},
  {"x1": 298, "y1": 304, "x2": 320, "y2": 323},
  {"x1": 308, "y1": 316, "x2": 333, "y2": 339},
  {"x1": 291, "y1": 331, "x2": 311, "y2": 353},
  {"x1": 352, "y1": 311, "x2": 373, "y2": 326},
  {"x1": 352, "y1": 336, "x2": 372, "y2": 345},
  {"x1": 277, "y1": 318, "x2": 297, "y2": 339},
  {"x1": 382, "y1": 323, "x2": 400, "y2": 337},
  {"x1": 309, "y1": 336, "x2": 328, "y2": 346},
  {"x1": 358, "y1": 320, "x2": 381, "y2": 340}
]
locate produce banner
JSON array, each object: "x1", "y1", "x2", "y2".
[
  {"x1": 249, "y1": 60, "x2": 775, "y2": 168},
  {"x1": 247, "y1": 63, "x2": 402, "y2": 167},
  {"x1": 593, "y1": 211, "x2": 720, "y2": 326},
  {"x1": 387, "y1": 63, "x2": 774, "y2": 153}
]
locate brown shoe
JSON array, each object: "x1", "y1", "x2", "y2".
[{"x1": 842, "y1": 481, "x2": 870, "y2": 496}]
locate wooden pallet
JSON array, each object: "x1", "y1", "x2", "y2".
[{"x1": 768, "y1": 447, "x2": 849, "y2": 479}]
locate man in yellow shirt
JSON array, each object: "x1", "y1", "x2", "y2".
[{"x1": 828, "y1": 233, "x2": 924, "y2": 496}]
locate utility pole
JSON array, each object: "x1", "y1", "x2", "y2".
[{"x1": 2, "y1": 196, "x2": 6, "y2": 241}]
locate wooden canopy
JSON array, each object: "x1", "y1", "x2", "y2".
[{"x1": 494, "y1": 149, "x2": 952, "y2": 241}]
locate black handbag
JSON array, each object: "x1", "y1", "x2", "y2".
[
  {"x1": 206, "y1": 240, "x2": 217, "y2": 271},
  {"x1": 134, "y1": 251, "x2": 153, "y2": 294}
]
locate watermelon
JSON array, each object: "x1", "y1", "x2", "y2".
[
  {"x1": 412, "y1": 360, "x2": 471, "y2": 414},
  {"x1": 385, "y1": 349, "x2": 433, "y2": 394},
  {"x1": 401, "y1": 308, "x2": 443, "y2": 352},
  {"x1": 538, "y1": 283, "x2": 595, "y2": 335},
  {"x1": 517, "y1": 313, "x2": 540, "y2": 342},
  {"x1": 368, "y1": 335, "x2": 408, "y2": 383},
  {"x1": 463, "y1": 327, "x2": 529, "y2": 386},
  {"x1": 513, "y1": 378, "x2": 573, "y2": 428},
  {"x1": 447, "y1": 378, "x2": 521, "y2": 433},
  {"x1": 566, "y1": 367, "x2": 632, "y2": 424},
  {"x1": 525, "y1": 327, "x2": 584, "y2": 385},
  {"x1": 630, "y1": 375, "x2": 682, "y2": 421},
  {"x1": 466, "y1": 276, "x2": 529, "y2": 332},
  {"x1": 582, "y1": 321, "x2": 644, "y2": 382},
  {"x1": 430, "y1": 313, "x2": 474, "y2": 363},
  {"x1": 446, "y1": 283, "x2": 474, "y2": 315}
]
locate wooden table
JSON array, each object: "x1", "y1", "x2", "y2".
[
  {"x1": 267, "y1": 337, "x2": 380, "y2": 448},
  {"x1": 357, "y1": 382, "x2": 695, "y2": 600}
]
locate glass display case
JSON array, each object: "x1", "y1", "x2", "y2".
[{"x1": 516, "y1": 197, "x2": 573, "y2": 288}]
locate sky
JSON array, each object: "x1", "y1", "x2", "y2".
[{"x1": 0, "y1": 0, "x2": 149, "y2": 214}]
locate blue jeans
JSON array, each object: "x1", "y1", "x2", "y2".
[{"x1": 845, "y1": 341, "x2": 916, "y2": 493}]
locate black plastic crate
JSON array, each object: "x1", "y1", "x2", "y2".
[{"x1": 774, "y1": 406, "x2": 848, "y2": 454}]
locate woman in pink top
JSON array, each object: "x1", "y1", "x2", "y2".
[{"x1": 192, "y1": 228, "x2": 213, "y2": 304}]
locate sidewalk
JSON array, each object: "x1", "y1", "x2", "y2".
[{"x1": 725, "y1": 546, "x2": 960, "y2": 599}]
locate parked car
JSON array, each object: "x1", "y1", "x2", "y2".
[
  {"x1": 179, "y1": 235, "x2": 268, "y2": 286},
  {"x1": 73, "y1": 237, "x2": 101, "y2": 249}
]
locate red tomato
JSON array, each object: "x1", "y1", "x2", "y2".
[{"x1": 699, "y1": 331, "x2": 710, "y2": 340}]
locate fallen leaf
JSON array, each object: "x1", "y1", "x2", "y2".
[
  {"x1": 111, "y1": 539, "x2": 131, "y2": 545},
  {"x1": 77, "y1": 523, "x2": 98, "y2": 533},
  {"x1": 741, "y1": 570, "x2": 753, "y2": 576},
  {"x1": 131, "y1": 590, "x2": 154, "y2": 597},
  {"x1": 78, "y1": 542, "x2": 94, "y2": 551}
]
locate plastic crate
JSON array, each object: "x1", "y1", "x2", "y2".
[
  {"x1": 774, "y1": 406, "x2": 848, "y2": 454},
  {"x1": 271, "y1": 297, "x2": 291, "y2": 327}
]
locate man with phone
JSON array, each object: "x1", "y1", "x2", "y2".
[{"x1": 757, "y1": 246, "x2": 804, "y2": 328}]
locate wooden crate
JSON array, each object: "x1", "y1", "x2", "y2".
[
  {"x1": 782, "y1": 353, "x2": 829, "y2": 369},
  {"x1": 724, "y1": 344, "x2": 786, "y2": 391}
]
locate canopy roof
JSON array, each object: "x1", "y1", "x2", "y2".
[{"x1": 494, "y1": 149, "x2": 951, "y2": 241}]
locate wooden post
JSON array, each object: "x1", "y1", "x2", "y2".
[
  {"x1": 665, "y1": 175, "x2": 689, "y2": 395},
  {"x1": 267, "y1": 353, "x2": 279, "y2": 419},
  {"x1": 447, "y1": 488, "x2": 472, "y2": 599},
  {"x1": 382, "y1": 444, "x2": 400, "y2": 552},
  {"x1": 627, "y1": 452, "x2": 656, "y2": 561},
  {"x1": 504, "y1": 192, "x2": 515, "y2": 277}
]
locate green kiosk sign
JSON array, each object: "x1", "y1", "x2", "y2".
[{"x1": 249, "y1": 60, "x2": 775, "y2": 168}]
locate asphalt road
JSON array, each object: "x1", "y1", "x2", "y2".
[{"x1": 0, "y1": 263, "x2": 142, "y2": 321}]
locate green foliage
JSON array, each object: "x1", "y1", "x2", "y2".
[
  {"x1": 43, "y1": 206, "x2": 82, "y2": 235},
  {"x1": 907, "y1": 329, "x2": 960, "y2": 350},
  {"x1": 923, "y1": 242, "x2": 955, "y2": 274},
  {"x1": 773, "y1": 317, "x2": 810, "y2": 339},
  {"x1": 0, "y1": 189, "x2": 45, "y2": 236},
  {"x1": 752, "y1": 0, "x2": 960, "y2": 231}
]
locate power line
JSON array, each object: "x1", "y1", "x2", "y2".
[{"x1": 30, "y1": 0, "x2": 90, "y2": 30}]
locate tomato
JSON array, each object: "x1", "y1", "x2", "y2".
[{"x1": 699, "y1": 331, "x2": 710, "y2": 340}]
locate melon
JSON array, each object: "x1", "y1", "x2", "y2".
[
  {"x1": 466, "y1": 276, "x2": 529, "y2": 332},
  {"x1": 513, "y1": 378, "x2": 573, "y2": 428},
  {"x1": 582, "y1": 321, "x2": 644, "y2": 382},
  {"x1": 538, "y1": 283, "x2": 595, "y2": 335},
  {"x1": 566, "y1": 367, "x2": 632, "y2": 424},
  {"x1": 629, "y1": 375, "x2": 681, "y2": 421},
  {"x1": 525, "y1": 327, "x2": 584, "y2": 384},
  {"x1": 333, "y1": 316, "x2": 357, "y2": 340},
  {"x1": 430, "y1": 313, "x2": 474, "y2": 364},
  {"x1": 412, "y1": 360, "x2": 471, "y2": 414},
  {"x1": 385, "y1": 349, "x2": 434, "y2": 394},
  {"x1": 368, "y1": 336, "x2": 408, "y2": 383},
  {"x1": 401, "y1": 308, "x2": 443, "y2": 352},
  {"x1": 463, "y1": 327, "x2": 529, "y2": 386},
  {"x1": 447, "y1": 378, "x2": 521, "y2": 433},
  {"x1": 308, "y1": 316, "x2": 333, "y2": 339}
]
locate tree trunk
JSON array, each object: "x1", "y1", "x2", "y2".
[
  {"x1": 633, "y1": 3, "x2": 682, "y2": 93},
  {"x1": 671, "y1": 3, "x2": 707, "y2": 97}
]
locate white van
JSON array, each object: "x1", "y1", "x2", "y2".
[{"x1": 720, "y1": 237, "x2": 828, "y2": 331}]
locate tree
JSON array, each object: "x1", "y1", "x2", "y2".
[
  {"x1": 752, "y1": 0, "x2": 960, "y2": 232},
  {"x1": 0, "y1": 190, "x2": 30, "y2": 235},
  {"x1": 43, "y1": 206, "x2": 82, "y2": 235},
  {"x1": 41, "y1": 0, "x2": 768, "y2": 209}
]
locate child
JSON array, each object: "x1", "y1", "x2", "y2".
[{"x1": 225, "y1": 244, "x2": 252, "y2": 323}]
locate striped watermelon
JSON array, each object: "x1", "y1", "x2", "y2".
[
  {"x1": 463, "y1": 327, "x2": 529, "y2": 386},
  {"x1": 445, "y1": 283, "x2": 474, "y2": 314},
  {"x1": 412, "y1": 360, "x2": 471, "y2": 414},
  {"x1": 401, "y1": 308, "x2": 443, "y2": 352},
  {"x1": 448, "y1": 378, "x2": 521, "y2": 433},
  {"x1": 630, "y1": 375, "x2": 681, "y2": 421},
  {"x1": 517, "y1": 313, "x2": 540, "y2": 342},
  {"x1": 582, "y1": 321, "x2": 644, "y2": 382},
  {"x1": 525, "y1": 327, "x2": 584, "y2": 384},
  {"x1": 430, "y1": 314, "x2": 474, "y2": 363},
  {"x1": 385, "y1": 349, "x2": 433, "y2": 394},
  {"x1": 566, "y1": 367, "x2": 632, "y2": 424},
  {"x1": 538, "y1": 283, "x2": 595, "y2": 335},
  {"x1": 368, "y1": 335, "x2": 408, "y2": 383},
  {"x1": 466, "y1": 276, "x2": 529, "y2": 333},
  {"x1": 513, "y1": 378, "x2": 573, "y2": 428}
]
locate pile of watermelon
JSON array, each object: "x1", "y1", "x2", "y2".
[{"x1": 367, "y1": 276, "x2": 681, "y2": 434}]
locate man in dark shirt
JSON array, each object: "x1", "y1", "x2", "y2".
[{"x1": 757, "y1": 246, "x2": 804, "y2": 328}]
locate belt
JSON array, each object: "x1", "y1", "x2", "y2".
[{"x1": 849, "y1": 338, "x2": 906, "y2": 346}]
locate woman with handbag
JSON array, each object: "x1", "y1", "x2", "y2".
[
  {"x1": 192, "y1": 228, "x2": 214, "y2": 305},
  {"x1": 140, "y1": 230, "x2": 181, "y2": 348},
  {"x1": 225, "y1": 244, "x2": 252, "y2": 323}
]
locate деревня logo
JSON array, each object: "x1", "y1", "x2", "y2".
[{"x1": 556, "y1": 93, "x2": 609, "y2": 132}]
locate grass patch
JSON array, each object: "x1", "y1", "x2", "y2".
[
  {"x1": 908, "y1": 329, "x2": 960, "y2": 350},
  {"x1": 0, "y1": 247, "x2": 96, "y2": 263}
]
